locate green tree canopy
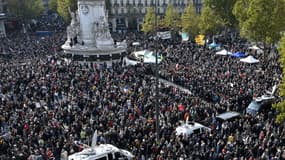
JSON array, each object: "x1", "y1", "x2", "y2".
[
  {"x1": 141, "y1": 7, "x2": 156, "y2": 34},
  {"x1": 7, "y1": 0, "x2": 44, "y2": 20},
  {"x1": 57, "y1": 0, "x2": 77, "y2": 22},
  {"x1": 48, "y1": 0, "x2": 58, "y2": 12},
  {"x1": 233, "y1": 0, "x2": 285, "y2": 45},
  {"x1": 162, "y1": 4, "x2": 180, "y2": 31},
  {"x1": 273, "y1": 35, "x2": 285, "y2": 123},
  {"x1": 158, "y1": 16, "x2": 166, "y2": 29},
  {"x1": 199, "y1": 6, "x2": 224, "y2": 35},
  {"x1": 181, "y1": 3, "x2": 199, "y2": 37},
  {"x1": 232, "y1": 0, "x2": 249, "y2": 24},
  {"x1": 204, "y1": 0, "x2": 237, "y2": 28}
]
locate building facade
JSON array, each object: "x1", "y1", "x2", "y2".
[
  {"x1": 108, "y1": 0, "x2": 203, "y2": 32},
  {"x1": 0, "y1": 0, "x2": 7, "y2": 37}
]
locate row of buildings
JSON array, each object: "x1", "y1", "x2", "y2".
[
  {"x1": 0, "y1": 0, "x2": 203, "y2": 35},
  {"x1": 108, "y1": 0, "x2": 203, "y2": 32},
  {"x1": 0, "y1": 0, "x2": 7, "y2": 37}
]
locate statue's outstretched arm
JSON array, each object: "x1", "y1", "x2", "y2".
[{"x1": 68, "y1": 7, "x2": 72, "y2": 15}]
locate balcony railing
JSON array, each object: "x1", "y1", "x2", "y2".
[
  {"x1": 111, "y1": 12, "x2": 144, "y2": 17},
  {"x1": 0, "y1": 2, "x2": 7, "y2": 5},
  {"x1": 0, "y1": 13, "x2": 6, "y2": 20},
  {"x1": 161, "y1": 3, "x2": 167, "y2": 7},
  {"x1": 113, "y1": 2, "x2": 120, "y2": 7},
  {"x1": 138, "y1": 2, "x2": 143, "y2": 7}
]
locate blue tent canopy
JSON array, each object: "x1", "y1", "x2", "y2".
[
  {"x1": 208, "y1": 41, "x2": 221, "y2": 50},
  {"x1": 231, "y1": 51, "x2": 246, "y2": 58}
]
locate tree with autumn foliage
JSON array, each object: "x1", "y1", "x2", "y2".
[
  {"x1": 7, "y1": 0, "x2": 44, "y2": 20},
  {"x1": 161, "y1": 4, "x2": 180, "y2": 32},
  {"x1": 233, "y1": 0, "x2": 285, "y2": 45},
  {"x1": 181, "y1": 3, "x2": 199, "y2": 37},
  {"x1": 199, "y1": 6, "x2": 224, "y2": 35},
  {"x1": 141, "y1": 7, "x2": 156, "y2": 34},
  {"x1": 273, "y1": 35, "x2": 285, "y2": 123}
]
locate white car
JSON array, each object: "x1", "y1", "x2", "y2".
[
  {"x1": 68, "y1": 131, "x2": 134, "y2": 160},
  {"x1": 68, "y1": 144, "x2": 134, "y2": 160},
  {"x1": 176, "y1": 122, "x2": 211, "y2": 137}
]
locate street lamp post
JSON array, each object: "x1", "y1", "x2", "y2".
[{"x1": 154, "y1": 0, "x2": 159, "y2": 142}]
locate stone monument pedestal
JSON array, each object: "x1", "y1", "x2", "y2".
[
  {"x1": 61, "y1": 0, "x2": 126, "y2": 63},
  {"x1": 61, "y1": 43, "x2": 126, "y2": 63}
]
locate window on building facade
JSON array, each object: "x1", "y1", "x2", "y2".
[
  {"x1": 121, "y1": 8, "x2": 124, "y2": 14},
  {"x1": 181, "y1": 0, "x2": 185, "y2": 6},
  {"x1": 120, "y1": 0, "x2": 124, "y2": 6},
  {"x1": 150, "y1": 0, "x2": 154, "y2": 6},
  {"x1": 198, "y1": 0, "x2": 201, "y2": 5},
  {"x1": 198, "y1": 7, "x2": 201, "y2": 14},
  {"x1": 173, "y1": 0, "x2": 177, "y2": 6},
  {"x1": 138, "y1": 0, "x2": 142, "y2": 7}
]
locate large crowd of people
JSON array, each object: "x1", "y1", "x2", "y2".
[{"x1": 0, "y1": 15, "x2": 285, "y2": 160}]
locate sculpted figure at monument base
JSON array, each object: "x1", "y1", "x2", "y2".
[{"x1": 66, "y1": 7, "x2": 81, "y2": 46}]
